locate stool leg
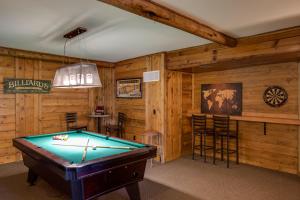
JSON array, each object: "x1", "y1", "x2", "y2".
[
  {"x1": 200, "y1": 132, "x2": 203, "y2": 157},
  {"x1": 221, "y1": 136, "x2": 224, "y2": 161},
  {"x1": 150, "y1": 135, "x2": 153, "y2": 167},
  {"x1": 227, "y1": 133, "x2": 230, "y2": 168},
  {"x1": 236, "y1": 122, "x2": 239, "y2": 164},
  {"x1": 158, "y1": 134, "x2": 162, "y2": 163},
  {"x1": 213, "y1": 133, "x2": 216, "y2": 165},
  {"x1": 204, "y1": 131, "x2": 207, "y2": 162},
  {"x1": 192, "y1": 134, "x2": 195, "y2": 160}
]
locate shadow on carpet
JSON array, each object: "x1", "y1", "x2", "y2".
[{"x1": 0, "y1": 173, "x2": 201, "y2": 200}]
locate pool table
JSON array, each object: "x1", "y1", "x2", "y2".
[{"x1": 13, "y1": 130, "x2": 157, "y2": 200}]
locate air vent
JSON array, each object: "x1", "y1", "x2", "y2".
[{"x1": 143, "y1": 70, "x2": 160, "y2": 82}]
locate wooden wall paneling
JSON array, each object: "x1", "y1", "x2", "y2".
[
  {"x1": 193, "y1": 63, "x2": 298, "y2": 116},
  {"x1": 181, "y1": 73, "x2": 193, "y2": 155},
  {"x1": 114, "y1": 57, "x2": 147, "y2": 141},
  {"x1": 0, "y1": 46, "x2": 113, "y2": 164},
  {"x1": 41, "y1": 61, "x2": 65, "y2": 133},
  {"x1": 165, "y1": 71, "x2": 182, "y2": 161},
  {"x1": 114, "y1": 54, "x2": 168, "y2": 162},
  {"x1": 145, "y1": 54, "x2": 166, "y2": 162},
  {"x1": 39, "y1": 60, "x2": 91, "y2": 134},
  {"x1": 298, "y1": 61, "x2": 300, "y2": 175},
  {"x1": 88, "y1": 87, "x2": 97, "y2": 132},
  {"x1": 98, "y1": 67, "x2": 115, "y2": 131},
  {"x1": 89, "y1": 67, "x2": 115, "y2": 132},
  {"x1": 192, "y1": 62, "x2": 299, "y2": 174},
  {"x1": 115, "y1": 54, "x2": 188, "y2": 162},
  {"x1": 0, "y1": 46, "x2": 112, "y2": 68},
  {"x1": 15, "y1": 58, "x2": 26, "y2": 137},
  {"x1": 0, "y1": 55, "x2": 17, "y2": 163},
  {"x1": 33, "y1": 60, "x2": 42, "y2": 134},
  {"x1": 145, "y1": 54, "x2": 165, "y2": 131}
]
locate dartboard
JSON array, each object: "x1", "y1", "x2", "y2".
[{"x1": 263, "y1": 86, "x2": 288, "y2": 107}]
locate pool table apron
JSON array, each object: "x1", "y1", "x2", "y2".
[{"x1": 22, "y1": 152, "x2": 148, "y2": 200}]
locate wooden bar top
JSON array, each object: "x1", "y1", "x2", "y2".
[
  {"x1": 89, "y1": 114, "x2": 110, "y2": 118},
  {"x1": 191, "y1": 113, "x2": 300, "y2": 126}
]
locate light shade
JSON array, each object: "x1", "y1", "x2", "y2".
[{"x1": 53, "y1": 62, "x2": 102, "y2": 88}]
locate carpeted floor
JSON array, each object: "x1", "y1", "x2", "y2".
[{"x1": 0, "y1": 157, "x2": 299, "y2": 200}]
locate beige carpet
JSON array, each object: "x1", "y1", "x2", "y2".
[
  {"x1": 145, "y1": 157, "x2": 300, "y2": 200},
  {"x1": 0, "y1": 157, "x2": 299, "y2": 200}
]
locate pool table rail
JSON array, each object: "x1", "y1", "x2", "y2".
[
  {"x1": 13, "y1": 131, "x2": 157, "y2": 200},
  {"x1": 13, "y1": 136, "x2": 157, "y2": 180}
]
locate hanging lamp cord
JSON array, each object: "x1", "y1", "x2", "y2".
[{"x1": 63, "y1": 38, "x2": 69, "y2": 65}]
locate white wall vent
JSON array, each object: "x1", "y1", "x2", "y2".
[{"x1": 143, "y1": 70, "x2": 160, "y2": 82}]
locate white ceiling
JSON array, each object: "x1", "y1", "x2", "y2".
[{"x1": 0, "y1": 0, "x2": 299, "y2": 62}]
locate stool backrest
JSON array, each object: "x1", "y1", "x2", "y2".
[
  {"x1": 117, "y1": 112, "x2": 126, "y2": 128},
  {"x1": 65, "y1": 112, "x2": 78, "y2": 130},
  {"x1": 192, "y1": 114, "x2": 207, "y2": 131},
  {"x1": 213, "y1": 115, "x2": 230, "y2": 132}
]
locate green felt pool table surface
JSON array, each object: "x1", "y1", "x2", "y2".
[{"x1": 23, "y1": 131, "x2": 145, "y2": 164}]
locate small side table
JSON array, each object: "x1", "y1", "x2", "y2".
[{"x1": 89, "y1": 114, "x2": 110, "y2": 133}]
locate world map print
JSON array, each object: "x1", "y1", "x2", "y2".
[{"x1": 201, "y1": 83, "x2": 242, "y2": 115}]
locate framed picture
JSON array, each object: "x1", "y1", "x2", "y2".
[
  {"x1": 116, "y1": 78, "x2": 142, "y2": 98},
  {"x1": 201, "y1": 83, "x2": 242, "y2": 115}
]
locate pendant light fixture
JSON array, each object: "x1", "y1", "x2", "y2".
[{"x1": 53, "y1": 27, "x2": 102, "y2": 88}]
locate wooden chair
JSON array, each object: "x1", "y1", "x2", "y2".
[
  {"x1": 213, "y1": 115, "x2": 239, "y2": 168},
  {"x1": 192, "y1": 114, "x2": 214, "y2": 161},
  {"x1": 106, "y1": 112, "x2": 126, "y2": 138},
  {"x1": 65, "y1": 113, "x2": 87, "y2": 131}
]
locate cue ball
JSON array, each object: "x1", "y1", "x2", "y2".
[{"x1": 92, "y1": 146, "x2": 97, "y2": 150}]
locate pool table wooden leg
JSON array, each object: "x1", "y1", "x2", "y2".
[
  {"x1": 27, "y1": 169, "x2": 38, "y2": 186},
  {"x1": 125, "y1": 182, "x2": 141, "y2": 200},
  {"x1": 70, "y1": 180, "x2": 84, "y2": 200}
]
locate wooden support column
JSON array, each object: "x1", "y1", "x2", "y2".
[
  {"x1": 145, "y1": 53, "x2": 166, "y2": 163},
  {"x1": 298, "y1": 61, "x2": 300, "y2": 175},
  {"x1": 165, "y1": 71, "x2": 182, "y2": 161}
]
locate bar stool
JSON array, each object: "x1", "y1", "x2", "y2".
[
  {"x1": 192, "y1": 115, "x2": 214, "y2": 161},
  {"x1": 140, "y1": 131, "x2": 163, "y2": 167},
  {"x1": 213, "y1": 115, "x2": 239, "y2": 168}
]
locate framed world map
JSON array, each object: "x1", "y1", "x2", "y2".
[{"x1": 201, "y1": 83, "x2": 242, "y2": 115}]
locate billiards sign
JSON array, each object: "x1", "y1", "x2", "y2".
[{"x1": 4, "y1": 78, "x2": 51, "y2": 94}]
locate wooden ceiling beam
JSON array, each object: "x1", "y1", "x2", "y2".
[
  {"x1": 166, "y1": 27, "x2": 300, "y2": 73},
  {"x1": 98, "y1": 0, "x2": 237, "y2": 47},
  {"x1": 0, "y1": 46, "x2": 113, "y2": 67}
]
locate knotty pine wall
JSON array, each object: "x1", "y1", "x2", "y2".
[
  {"x1": 181, "y1": 73, "x2": 193, "y2": 155},
  {"x1": 114, "y1": 54, "x2": 166, "y2": 146},
  {"x1": 113, "y1": 54, "x2": 190, "y2": 162},
  {"x1": 114, "y1": 57, "x2": 147, "y2": 141},
  {"x1": 93, "y1": 67, "x2": 115, "y2": 129},
  {"x1": 165, "y1": 27, "x2": 300, "y2": 175},
  {"x1": 114, "y1": 54, "x2": 173, "y2": 162},
  {"x1": 0, "y1": 47, "x2": 114, "y2": 164},
  {"x1": 190, "y1": 62, "x2": 299, "y2": 174}
]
